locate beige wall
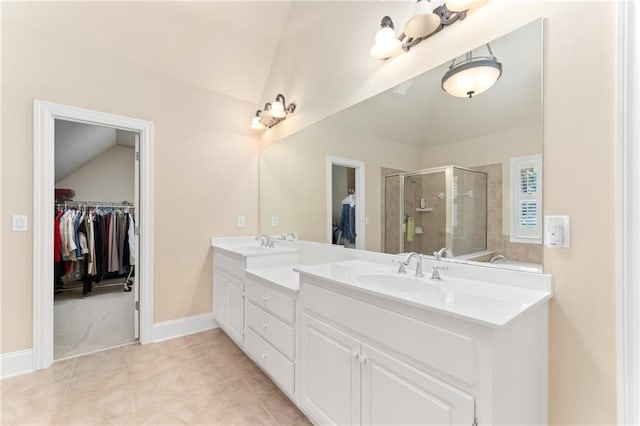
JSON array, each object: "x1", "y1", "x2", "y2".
[
  {"x1": 260, "y1": 2, "x2": 617, "y2": 424},
  {"x1": 56, "y1": 146, "x2": 135, "y2": 203},
  {"x1": 260, "y1": 120, "x2": 423, "y2": 251},
  {"x1": 1, "y1": 3, "x2": 260, "y2": 352}
]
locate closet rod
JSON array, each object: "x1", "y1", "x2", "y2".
[{"x1": 55, "y1": 201, "x2": 134, "y2": 209}]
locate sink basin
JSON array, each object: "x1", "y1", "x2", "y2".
[{"x1": 355, "y1": 272, "x2": 439, "y2": 294}]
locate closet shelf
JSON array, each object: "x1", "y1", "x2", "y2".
[{"x1": 416, "y1": 208, "x2": 433, "y2": 212}]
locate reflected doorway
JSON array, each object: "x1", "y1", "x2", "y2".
[{"x1": 326, "y1": 156, "x2": 365, "y2": 249}]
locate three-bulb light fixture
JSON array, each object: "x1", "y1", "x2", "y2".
[
  {"x1": 371, "y1": 0, "x2": 501, "y2": 98},
  {"x1": 251, "y1": 94, "x2": 296, "y2": 130}
]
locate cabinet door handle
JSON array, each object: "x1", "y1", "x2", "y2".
[
  {"x1": 262, "y1": 323, "x2": 268, "y2": 329},
  {"x1": 351, "y1": 351, "x2": 360, "y2": 360},
  {"x1": 262, "y1": 296, "x2": 269, "y2": 303},
  {"x1": 359, "y1": 355, "x2": 368, "y2": 364},
  {"x1": 261, "y1": 353, "x2": 268, "y2": 359}
]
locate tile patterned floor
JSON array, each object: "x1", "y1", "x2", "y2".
[{"x1": 0, "y1": 329, "x2": 311, "y2": 426}]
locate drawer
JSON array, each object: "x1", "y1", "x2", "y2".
[
  {"x1": 246, "y1": 301, "x2": 295, "y2": 360},
  {"x1": 245, "y1": 280, "x2": 296, "y2": 324},
  {"x1": 214, "y1": 251, "x2": 245, "y2": 279},
  {"x1": 245, "y1": 328, "x2": 295, "y2": 396},
  {"x1": 302, "y1": 283, "x2": 476, "y2": 385}
]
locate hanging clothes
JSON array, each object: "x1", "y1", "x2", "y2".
[
  {"x1": 54, "y1": 204, "x2": 135, "y2": 296},
  {"x1": 339, "y1": 193, "x2": 356, "y2": 246}
]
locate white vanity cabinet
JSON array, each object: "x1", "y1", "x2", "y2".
[
  {"x1": 244, "y1": 275, "x2": 297, "y2": 398},
  {"x1": 298, "y1": 273, "x2": 549, "y2": 426},
  {"x1": 213, "y1": 251, "x2": 246, "y2": 346},
  {"x1": 212, "y1": 243, "x2": 299, "y2": 348}
]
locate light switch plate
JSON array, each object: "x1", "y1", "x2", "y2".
[
  {"x1": 544, "y1": 215, "x2": 570, "y2": 248},
  {"x1": 12, "y1": 215, "x2": 28, "y2": 232},
  {"x1": 237, "y1": 216, "x2": 246, "y2": 228},
  {"x1": 271, "y1": 216, "x2": 279, "y2": 227}
]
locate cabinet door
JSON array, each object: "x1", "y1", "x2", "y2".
[
  {"x1": 361, "y1": 343, "x2": 475, "y2": 426},
  {"x1": 213, "y1": 269, "x2": 227, "y2": 326},
  {"x1": 300, "y1": 314, "x2": 361, "y2": 426},
  {"x1": 225, "y1": 276, "x2": 244, "y2": 345}
]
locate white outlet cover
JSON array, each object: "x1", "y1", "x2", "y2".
[
  {"x1": 12, "y1": 215, "x2": 28, "y2": 231},
  {"x1": 237, "y1": 216, "x2": 246, "y2": 228},
  {"x1": 271, "y1": 216, "x2": 279, "y2": 227}
]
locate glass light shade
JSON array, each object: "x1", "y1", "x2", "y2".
[
  {"x1": 403, "y1": 13, "x2": 441, "y2": 39},
  {"x1": 270, "y1": 100, "x2": 286, "y2": 118},
  {"x1": 370, "y1": 27, "x2": 401, "y2": 59},
  {"x1": 442, "y1": 59, "x2": 502, "y2": 98},
  {"x1": 251, "y1": 116, "x2": 265, "y2": 130}
]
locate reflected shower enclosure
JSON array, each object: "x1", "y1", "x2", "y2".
[{"x1": 383, "y1": 166, "x2": 487, "y2": 257}]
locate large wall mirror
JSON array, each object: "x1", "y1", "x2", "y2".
[{"x1": 260, "y1": 19, "x2": 544, "y2": 272}]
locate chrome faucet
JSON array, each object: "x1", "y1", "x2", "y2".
[
  {"x1": 490, "y1": 254, "x2": 506, "y2": 263},
  {"x1": 281, "y1": 232, "x2": 297, "y2": 241},
  {"x1": 431, "y1": 265, "x2": 448, "y2": 280},
  {"x1": 255, "y1": 233, "x2": 274, "y2": 248},
  {"x1": 433, "y1": 247, "x2": 454, "y2": 260},
  {"x1": 392, "y1": 258, "x2": 408, "y2": 274},
  {"x1": 403, "y1": 252, "x2": 424, "y2": 278}
]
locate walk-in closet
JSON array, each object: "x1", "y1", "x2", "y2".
[{"x1": 53, "y1": 119, "x2": 139, "y2": 359}]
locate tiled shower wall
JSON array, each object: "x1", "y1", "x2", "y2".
[{"x1": 383, "y1": 164, "x2": 542, "y2": 265}]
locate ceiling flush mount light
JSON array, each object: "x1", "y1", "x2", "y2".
[
  {"x1": 441, "y1": 43, "x2": 502, "y2": 98},
  {"x1": 371, "y1": 0, "x2": 487, "y2": 59},
  {"x1": 250, "y1": 94, "x2": 296, "y2": 130},
  {"x1": 370, "y1": 16, "x2": 402, "y2": 59}
]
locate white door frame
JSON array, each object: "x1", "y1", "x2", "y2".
[
  {"x1": 33, "y1": 100, "x2": 154, "y2": 370},
  {"x1": 326, "y1": 156, "x2": 365, "y2": 250},
  {"x1": 616, "y1": 2, "x2": 639, "y2": 424}
]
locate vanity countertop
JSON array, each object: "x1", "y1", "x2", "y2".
[
  {"x1": 294, "y1": 260, "x2": 552, "y2": 328},
  {"x1": 246, "y1": 264, "x2": 301, "y2": 292}
]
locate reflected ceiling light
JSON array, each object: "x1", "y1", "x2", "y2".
[
  {"x1": 371, "y1": 0, "x2": 487, "y2": 59},
  {"x1": 441, "y1": 43, "x2": 502, "y2": 98},
  {"x1": 370, "y1": 16, "x2": 402, "y2": 59},
  {"x1": 250, "y1": 94, "x2": 296, "y2": 130}
]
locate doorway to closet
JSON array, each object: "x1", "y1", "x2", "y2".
[
  {"x1": 33, "y1": 100, "x2": 154, "y2": 371},
  {"x1": 53, "y1": 119, "x2": 139, "y2": 359}
]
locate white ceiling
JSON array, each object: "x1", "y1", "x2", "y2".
[{"x1": 55, "y1": 120, "x2": 136, "y2": 182}]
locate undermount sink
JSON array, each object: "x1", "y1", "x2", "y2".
[{"x1": 355, "y1": 272, "x2": 440, "y2": 294}]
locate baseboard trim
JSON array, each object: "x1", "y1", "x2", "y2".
[
  {"x1": 152, "y1": 312, "x2": 218, "y2": 343},
  {"x1": 1, "y1": 349, "x2": 34, "y2": 379}
]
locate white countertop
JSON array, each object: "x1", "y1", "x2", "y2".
[
  {"x1": 245, "y1": 265, "x2": 301, "y2": 292},
  {"x1": 294, "y1": 260, "x2": 552, "y2": 328}
]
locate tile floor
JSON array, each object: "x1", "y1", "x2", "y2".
[{"x1": 0, "y1": 329, "x2": 311, "y2": 425}]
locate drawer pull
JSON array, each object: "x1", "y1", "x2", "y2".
[
  {"x1": 351, "y1": 351, "x2": 359, "y2": 360},
  {"x1": 262, "y1": 323, "x2": 268, "y2": 329},
  {"x1": 262, "y1": 296, "x2": 269, "y2": 303},
  {"x1": 261, "y1": 353, "x2": 268, "y2": 359}
]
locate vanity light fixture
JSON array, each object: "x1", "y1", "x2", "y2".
[
  {"x1": 370, "y1": 16, "x2": 402, "y2": 59},
  {"x1": 370, "y1": 0, "x2": 486, "y2": 59},
  {"x1": 250, "y1": 94, "x2": 296, "y2": 130},
  {"x1": 441, "y1": 43, "x2": 502, "y2": 98}
]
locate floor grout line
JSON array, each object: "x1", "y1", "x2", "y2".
[{"x1": 55, "y1": 357, "x2": 76, "y2": 426}]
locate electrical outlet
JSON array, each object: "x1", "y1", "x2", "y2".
[
  {"x1": 12, "y1": 215, "x2": 28, "y2": 232},
  {"x1": 237, "y1": 216, "x2": 246, "y2": 228},
  {"x1": 271, "y1": 216, "x2": 279, "y2": 227}
]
